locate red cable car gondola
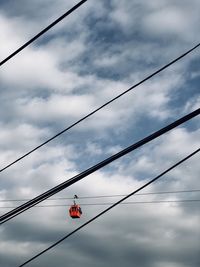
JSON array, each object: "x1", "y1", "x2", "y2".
[{"x1": 69, "y1": 195, "x2": 82, "y2": 219}]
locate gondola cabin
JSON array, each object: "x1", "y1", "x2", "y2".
[{"x1": 69, "y1": 204, "x2": 82, "y2": 219}]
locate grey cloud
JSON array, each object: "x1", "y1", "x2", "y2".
[{"x1": 0, "y1": 1, "x2": 199, "y2": 267}]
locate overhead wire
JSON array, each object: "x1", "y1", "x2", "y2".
[
  {"x1": 1, "y1": 189, "x2": 200, "y2": 202},
  {"x1": 0, "y1": 43, "x2": 200, "y2": 174},
  {"x1": 1, "y1": 199, "x2": 200, "y2": 209},
  {"x1": 0, "y1": 0, "x2": 88, "y2": 67},
  {"x1": 17, "y1": 147, "x2": 200, "y2": 267},
  {"x1": 0, "y1": 108, "x2": 199, "y2": 224}
]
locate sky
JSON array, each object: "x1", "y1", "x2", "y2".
[{"x1": 0, "y1": 0, "x2": 200, "y2": 266}]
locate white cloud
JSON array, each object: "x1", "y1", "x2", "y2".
[
  {"x1": 16, "y1": 93, "x2": 97, "y2": 122},
  {"x1": 143, "y1": 7, "x2": 188, "y2": 37},
  {"x1": 184, "y1": 96, "x2": 200, "y2": 114}
]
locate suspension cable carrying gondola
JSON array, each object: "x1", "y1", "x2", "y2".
[{"x1": 69, "y1": 195, "x2": 82, "y2": 219}]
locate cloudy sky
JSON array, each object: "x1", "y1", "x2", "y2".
[{"x1": 0, "y1": 0, "x2": 200, "y2": 266}]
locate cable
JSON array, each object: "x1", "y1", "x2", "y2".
[
  {"x1": 17, "y1": 147, "x2": 200, "y2": 267},
  {"x1": 1, "y1": 199, "x2": 199, "y2": 209},
  {"x1": 1, "y1": 189, "x2": 200, "y2": 202},
  {"x1": 0, "y1": 0, "x2": 88, "y2": 67},
  {"x1": 0, "y1": 43, "x2": 200, "y2": 174},
  {"x1": 0, "y1": 109, "x2": 199, "y2": 224}
]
